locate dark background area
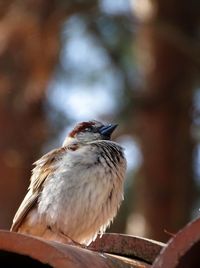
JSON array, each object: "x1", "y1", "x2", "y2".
[{"x1": 0, "y1": 0, "x2": 200, "y2": 243}]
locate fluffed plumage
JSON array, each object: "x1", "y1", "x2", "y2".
[{"x1": 11, "y1": 120, "x2": 126, "y2": 245}]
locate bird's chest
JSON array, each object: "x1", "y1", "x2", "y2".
[{"x1": 37, "y1": 150, "x2": 115, "y2": 226}]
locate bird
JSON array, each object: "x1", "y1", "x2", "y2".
[{"x1": 10, "y1": 120, "x2": 127, "y2": 245}]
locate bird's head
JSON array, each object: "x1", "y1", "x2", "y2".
[{"x1": 63, "y1": 120, "x2": 118, "y2": 146}]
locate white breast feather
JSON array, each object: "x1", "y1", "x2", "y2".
[{"x1": 38, "y1": 143, "x2": 126, "y2": 244}]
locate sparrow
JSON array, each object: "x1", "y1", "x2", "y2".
[{"x1": 10, "y1": 120, "x2": 127, "y2": 245}]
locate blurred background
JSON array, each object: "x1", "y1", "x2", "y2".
[{"x1": 0, "y1": 0, "x2": 200, "y2": 243}]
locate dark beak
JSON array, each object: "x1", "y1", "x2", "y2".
[{"x1": 99, "y1": 124, "x2": 118, "y2": 139}]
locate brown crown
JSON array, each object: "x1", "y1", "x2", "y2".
[{"x1": 69, "y1": 121, "x2": 96, "y2": 137}]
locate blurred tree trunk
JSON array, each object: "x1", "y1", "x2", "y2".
[
  {"x1": 0, "y1": 0, "x2": 61, "y2": 229},
  {"x1": 0, "y1": 0, "x2": 96, "y2": 229},
  {"x1": 134, "y1": 0, "x2": 200, "y2": 242}
]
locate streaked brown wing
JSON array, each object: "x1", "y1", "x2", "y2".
[
  {"x1": 10, "y1": 146, "x2": 68, "y2": 232},
  {"x1": 10, "y1": 189, "x2": 38, "y2": 231}
]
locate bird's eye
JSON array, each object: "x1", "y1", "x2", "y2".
[{"x1": 84, "y1": 127, "x2": 92, "y2": 132}]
